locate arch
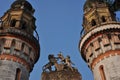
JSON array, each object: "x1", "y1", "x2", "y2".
[
  {"x1": 99, "y1": 65, "x2": 106, "y2": 80},
  {"x1": 15, "y1": 68, "x2": 21, "y2": 80},
  {"x1": 11, "y1": 39, "x2": 16, "y2": 46},
  {"x1": 98, "y1": 37, "x2": 102, "y2": 42},
  {"x1": 10, "y1": 19, "x2": 17, "y2": 27},
  {"x1": 101, "y1": 16, "x2": 106, "y2": 22},
  {"x1": 10, "y1": 39, "x2": 16, "y2": 54},
  {"x1": 21, "y1": 43, "x2": 25, "y2": 50},
  {"x1": 91, "y1": 19, "x2": 96, "y2": 26},
  {"x1": 0, "y1": 38, "x2": 5, "y2": 54},
  {"x1": 21, "y1": 21, "x2": 26, "y2": 29}
]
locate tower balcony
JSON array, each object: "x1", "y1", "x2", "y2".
[
  {"x1": 0, "y1": 26, "x2": 39, "y2": 47},
  {"x1": 0, "y1": 27, "x2": 40, "y2": 72},
  {"x1": 80, "y1": 21, "x2": 120, "y2": 38},
  {"x1": 79, "y1": 22, "x2": 120, "y2": 68}
]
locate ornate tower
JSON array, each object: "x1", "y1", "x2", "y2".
[
  {"x1": 0, "y1": 0, "x2": 40, "y2": 80},
  {"x1": 79, "y1": 0, "x2": 120, "y2": 80}
]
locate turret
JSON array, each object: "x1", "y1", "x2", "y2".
[
  {"x1": 79, "y1": 0, "x2": 120, "y2": 80},
  {"x1": 0, "y1": 0, "x2": 40, "y2": 80}
]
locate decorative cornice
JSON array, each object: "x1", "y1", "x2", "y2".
[
  {"x1": 0, "y1": 28, "x2": 40, "y2": 63},
  {"x1": 79, "y1": 23, "x2": 120, "y2": 52}
]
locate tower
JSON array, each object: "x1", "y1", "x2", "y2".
[
  {"x1": 0, "y1": 0, "x2": 40, "y2": 80},
  {"x1": 79, "y1": 0, "x2": 120, "y2": 80}
]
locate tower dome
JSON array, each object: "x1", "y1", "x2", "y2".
[
  {"x1": 83, "y1": 0, "x2": 95, "y2": 11},
  {"x1": 11, "y1": 0, "x2": 34, "y2": 12},
  {"x1": 84, "y1": 0, "x2": 106, "y2": 12}
]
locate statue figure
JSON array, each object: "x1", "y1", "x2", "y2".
[
  {"x1": 42, "y1": 53, "x2": 76, "y2": 72},
  {"x1": 42, "y1": 54, "x2": 58, "y2": 72},
  {"x1": 57, "y1": 53, "x2": 75, "y2": 71},
  {"x1": 64, "y1": 55, "x2": 75, "y2": 71},
  {"x1": 42, "y1": 62, "x2": 52, "y2": 72},
  {"x1": 57, "y1": 52, "x2": 65, "y2": 63}
]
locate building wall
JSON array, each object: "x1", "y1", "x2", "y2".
[
  {"x1": 0, "y1": 60, "x2": 29, "y2": 80},
  {"x1": 93, "y1": 55, "x2": 120, "y2": 80},
  {"x1": 79, "y1": 23, "x2": 120, "y2": 80}
]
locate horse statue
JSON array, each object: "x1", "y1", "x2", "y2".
[
  {"x1": 42, "y1": 54, "x2": 58, "y2": 72},
  {"x1": 57, "y1": 53, "x2": 75, "y2": 71},
  {"x1": 57, "y1": 53, "x2": 65, "y2": 63},
  {"x1": 42, "y1": 53, "x2": 76, "y2": 72},
  {"x1": 42, "y1": 62, "x2": 52, "y2": 72}
]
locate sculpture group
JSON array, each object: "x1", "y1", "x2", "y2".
[{"x1": 42, "y1": 53, "x2": 76, "y2": 72}]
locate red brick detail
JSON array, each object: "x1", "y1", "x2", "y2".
[
  {"x1": 82, "y1": 33, "x2": 102, "y2": 54},
  {"x1": 91, "y1": 50, "x2": 120, "y2": 69},
  {"x1": 0, "y1": 35, "x2": 39, "y2": 54},
  {"x1": 0, "y1": 54, "x2": 31, "y2": 72}
]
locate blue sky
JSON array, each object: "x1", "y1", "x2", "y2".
[{"x1": 0, "y1": 0, "x2": 94, "y2": 80}]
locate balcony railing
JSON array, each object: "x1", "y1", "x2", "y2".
[
  {"x1": 116, "y1": 17, "x2": 120, "y2": 22},
  {"x1": 0, "y1": 20, "x2": 39, "y2": 41},
  {"x1": 80, "y1": 21, "x2": 120, "y2": 38}
]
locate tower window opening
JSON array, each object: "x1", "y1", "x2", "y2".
[
  {"x1": 98, "y1": 38, "x2": 102, "y2": 42},
  {"x1": 91, "y1": 19, "x2": 96, "y2": 26},
  {"x1": 107, "y1": 34, "x2": 111, "y2": 39},
  {"x1": 21, "y1": 21, "x2": 26, "y2": 29},
  {"x1": 10, "y1": 19, "x2": 17, "y2": 27},
  {"x1": 118, "y1": 34, "x2": 120, "y2": 40},
  {"x1": 21, "y1": 43, "x2": 25, "y2": 51},
  {"x1": 15, "y1": 68, "x2": 21, "y2": 80},
  {"x1": 99, "y1": 65, "x2": 106, "y2": 80},
  {"x1": 10, "y1": 39, "x2": 16, "y2": 54},
  {"x1": 101, "y1": 16, "x2": 106, "y2": 22},
  {"x1": 0, "y1": 38, "x2": 5, "y2": 54}
]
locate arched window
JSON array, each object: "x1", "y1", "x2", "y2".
[
  {"x1": 0, "y1": 38, "x2": 5, "y2": 54},
  {"x1": 107, "y1": 34, "x2": 111, "y2": 39},
  {"x1": 91, "y1": 19, "x2": 96, "y2": 26},
  {"x1": 101, "y1": 16, "x2": 106, "y2": 22},
  {"x1": 11, "y1": 39, "x2": 15, "y2": 46},
  {"x1": 99, "y1": 65, "x2": 106, "y2": 80},
  {"x1": 21, "y1": 43, "x2": 25, "y2": 50},
  {"x1": 15, "y1": 68, "x2": 21, "y2": 80},
  {"x1": 98, "y1": 38, "x2": 102, "y2": 42},
  {"x1": 10, "y1": 39, "x2": 15, "y2": 54},
  {"x1": 10, "y1": 19, "x2": 17, "y2": 27},
  {"x1": 21, "y1": 21, "x2": 26, "y2": 29}
]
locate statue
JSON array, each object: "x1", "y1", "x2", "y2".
[
  {"x1": 42, "y1": 53, "x2": 76, "y2": 72},
  {"x1": 57, "y1": 52, "x2": 65, "y2": 63},
  {"x1": 64, "y1": 55, "x2": 75, "y2": 71},
  {"x1": 42, "y1": 62, "x2": 52, "y2": 72},
  {"x1": 42, "y1": 54, "x2": 58, "y2": 72}
]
